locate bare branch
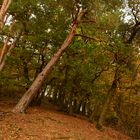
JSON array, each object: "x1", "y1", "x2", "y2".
[
  {"x1": 126, "y1": 22, "x2": 140, "y2": 43},
  {"x1": 131, "y1": 8, "x2": 138, "y2": 24},
  {"x1": 75, "y1": 33, "x2": 102, "y2": 42}
]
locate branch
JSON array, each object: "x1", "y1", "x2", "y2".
[
  {"x1": 126, "y1": 22, "x2": 140, "y2": 43},
  {"x1": 75, "y1": 34, "x2": 101, "y2": 42},
  {"x1": 0, "y1": 0, "x2": 12, "y2": 29},
  {"x1": 80, "y1": 20, "x2": 96, "y2": 24},
  {"x1": 131, "y1": 8, "x2": 138, "y2": 24}
]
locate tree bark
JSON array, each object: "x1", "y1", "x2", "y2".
[
  {"x1": 0, "y1": 38, "x2": 9, "y2": 66},
  {"x1": 97, "y1": 69, "x2": 118, "y2": 129},
  {"x1": 12, "y1": 10, "x2": 86, "y2": 113},
  {"x1": 0, "y1": 0, "x2": 12, "y2": 29},
  {"x1": 0, "y1": 32, "x2": 21, "y2": 72}
]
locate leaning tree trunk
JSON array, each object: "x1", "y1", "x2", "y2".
[
  {"x1": 0, "y1": 32, "x2": 22, "y2": 72},
  {"x1": 12, "y1": 10, "x2": 86, "y2": 113},
  {"x1": 97, "y1": 69, "x2": 118, "y2": 129},
  {"x1": 0, "y1": 38, "x2": 9, "y2": 70},
  {"x1": 0, "y1": 0, "x2": 12, "y2": 29}
]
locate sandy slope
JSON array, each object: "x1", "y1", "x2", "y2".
[{"x1": 0, "y1": 101, "x2": 133, "y2": 140}]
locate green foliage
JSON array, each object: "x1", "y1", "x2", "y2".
[{"x1": 0, "y1": 0, "x2": 139, "y2": 139}]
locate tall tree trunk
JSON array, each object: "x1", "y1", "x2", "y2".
[
  {"x1": 97, "y1": 69, "x2": 118, "y2": 129},
  {"x1": 0, "y1": 32, "x2": 21, "y2": 72},
  {"x1": 12, "y1": 10, "x2": 86, "y2": 113},
  {"x1": 0, "y1": 0, "x2": 12, "y2": 29},
  {"x1": 0, "y1": 38, "x2": 9, "y2": 68}
]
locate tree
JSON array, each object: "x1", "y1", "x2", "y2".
[
  {"x1": 0, "y1": 0, "x2": 12, "y2": 29},
  {"x1": 0, "y1": 0, "x2": 13, "y2": 71},
  {"x1": 12, "y1": 10, "x2": 86, "y2": 113},
  {"x1": 0, "y1": 0, "x2": 139, "y2": 138},
  {"x1": 97, "y1": 0, "x2": 140, "y2": 129}
]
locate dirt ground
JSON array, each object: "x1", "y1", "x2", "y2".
[{"x1": 0, "y1": 101, "x2": 133, "y2": 140}]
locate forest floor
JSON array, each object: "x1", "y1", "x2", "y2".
[{"x1": 0, "y1": 101, "x2": 134, "y2": 140}]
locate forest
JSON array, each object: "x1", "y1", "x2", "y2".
[{"x1": 0, "y1": 0, "x2": 140, "y2": 139}]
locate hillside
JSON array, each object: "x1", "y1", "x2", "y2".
[
  {"x1": 0, "y1": 101, "x2": 133, "y2": 140},
  {"x1": 0, "y1": 0, "x2": 140, "y2": 139}
]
